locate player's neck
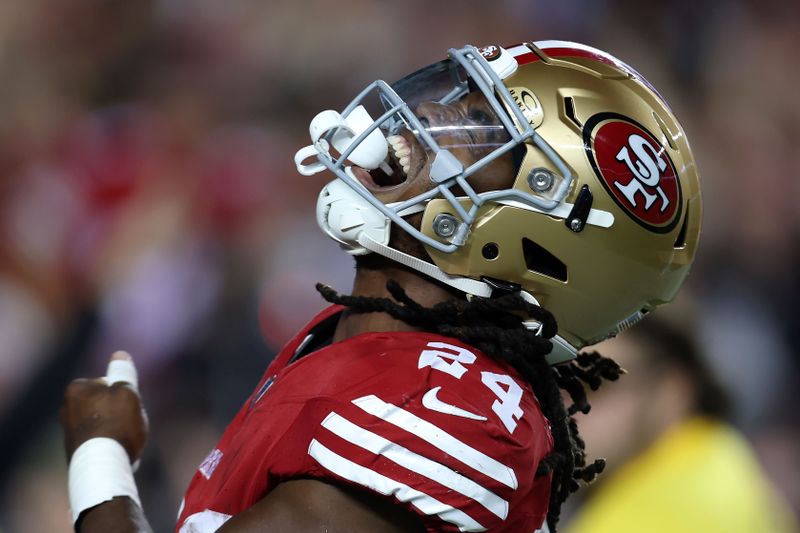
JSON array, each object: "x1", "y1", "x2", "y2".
[{"x1": 332, "y1": 265, "x2": 457, "y2": 342}]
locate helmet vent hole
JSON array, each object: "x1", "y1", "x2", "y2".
[
  {"x1": 482, "y1": 243, "x2": 500, "y2": 260},
  {"x1": 522, "y1": 238, "x2": 567, "y2": 282},
  {"x1": 564, "y1": 97, "x2": 582, "y2": 129},
  {"x1": 674, "y1": 212, "x2": 689, "y2": 249}
]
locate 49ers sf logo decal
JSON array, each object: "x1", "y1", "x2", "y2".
[{"x1": 583, "y1": 113, "x2": 682, "y2": 233}]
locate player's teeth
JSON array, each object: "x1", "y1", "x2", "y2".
[
  {"x1": 388, "y1": 135, "x2": 407, "y2": 151},
  {"x1": 387, "y1": 134, "x2": 411, "y2": 175}
]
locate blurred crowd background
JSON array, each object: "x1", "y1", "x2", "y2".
[{"x1": 0, "y1": 0, "x2": 798, "y2": 531}]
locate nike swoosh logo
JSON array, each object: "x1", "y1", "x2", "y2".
[{"x1": 422, "y1": 386, "x2": 487, "y2": 421}]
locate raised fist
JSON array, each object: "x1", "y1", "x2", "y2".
[{"x1": 60, "y1": 351, "x2": 149, "y2": 463}]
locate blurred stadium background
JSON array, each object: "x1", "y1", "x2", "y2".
[{"x1": 0, "y1": 0, "x2": 797, "y2": 531}]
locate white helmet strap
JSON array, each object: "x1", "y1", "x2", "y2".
[{"x1": 356, "y1": 233, "x2": 493, "y2": 297}]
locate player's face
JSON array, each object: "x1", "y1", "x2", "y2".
[{"x1": 349, "y1": 91, "x2": 516, "y2": 205}]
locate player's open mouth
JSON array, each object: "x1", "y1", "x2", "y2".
[{"x1": 351, "y1": 134, "x2": 415, "y2": 191}]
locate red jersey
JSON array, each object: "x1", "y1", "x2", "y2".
[{"x1": 177, "y1": 306, "x2": 553, "y2": 532}]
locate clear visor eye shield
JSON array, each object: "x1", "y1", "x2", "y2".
[{"x1": 294, "y1": 45, "x2": 576, "y2": 256}]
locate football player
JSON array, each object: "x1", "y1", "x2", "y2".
[{"x1": 61, "y1": 41, "x2": 701, "y2": 532}]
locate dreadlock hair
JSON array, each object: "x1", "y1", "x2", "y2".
[{"x1": 316, "y1": 280, "x2": 623, "y2": 530}]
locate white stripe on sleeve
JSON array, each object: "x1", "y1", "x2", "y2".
[
  {"x1": 308, "y1": 439, "x2": 486, "y2": 532},
  {"x1": 321, "y1": 412, "x2": 508, "y2": 519},
  {"x1": 352, "y1": 395, "x2": 518, "y2": 489}
]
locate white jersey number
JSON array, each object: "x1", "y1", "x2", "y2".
[
  {"x1": 480, "y1": 372, "x2": 524, "y2": 433},
  {"x1": 418, "y1": 341, "x2": 477, "y2": 379}
]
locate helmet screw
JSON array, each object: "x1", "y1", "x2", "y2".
[
  {"x1": 432, "y1": 214, "x2": 458, "y2": 238},
  {"x1": 528, "y1": 168, "x2": 555, "y2": 193},
  {"x1": 569, "y1": 218, "x2": 584, "y2": 232}
]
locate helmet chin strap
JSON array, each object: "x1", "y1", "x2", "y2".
[{"x1": 356, "y1": 233, "x2": 493, "y2": 297}]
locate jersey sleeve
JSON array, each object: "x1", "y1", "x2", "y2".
[{"x1": 269, "y1": 334, "x2": 553, "y2": 533}]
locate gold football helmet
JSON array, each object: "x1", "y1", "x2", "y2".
[{"x1": 295, "y1": 40, "x2": 701, "y2": 364}]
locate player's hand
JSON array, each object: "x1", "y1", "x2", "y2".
[{"x1": 60, "y1": 351, "x2": 149, "y2": 463}]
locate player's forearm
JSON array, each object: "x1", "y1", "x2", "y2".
[
  {"x1": 78, "y1": 496, "x2": 153, "y2": 533},
  {"x1": 62, "y1": 354, "x2": 152, "y2": 532}
]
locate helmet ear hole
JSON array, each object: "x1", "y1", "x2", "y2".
[
  {"x1": 482, "y1": 242, "x2": 500, "y2": 260},
  {"x1": 522, "y1": 238, "x2": 567, "y2": 282}
]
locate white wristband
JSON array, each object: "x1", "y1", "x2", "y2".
[{"x1": 68, "y1": 437, "x2": 141, "y2": 525}]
